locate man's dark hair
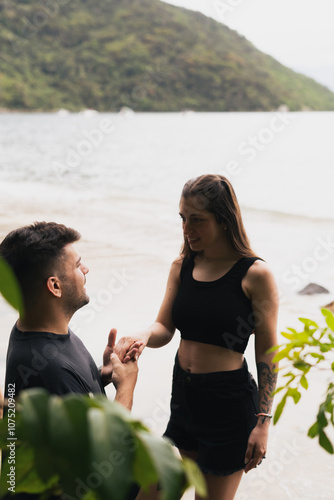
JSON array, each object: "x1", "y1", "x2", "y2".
[{"x1": 0, "y1": 222, "x2": 81, "y2": 305}]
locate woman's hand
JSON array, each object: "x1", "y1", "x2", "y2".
[
  {"x1": 244, "y1": 422, "x2": 269, "y2": 473},
  {"x1": 115, "y1": 334, "x2": 148, "y2": 362}
]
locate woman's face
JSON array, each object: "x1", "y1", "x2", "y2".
[{"x1": 179, "y1": 196, "x2": 225, "y2": 252}]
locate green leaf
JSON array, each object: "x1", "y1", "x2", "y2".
[
  {"x1": 321, "y1": 308, "x2": 334, "y2": 331},
  {"x1": 318, "y1": 411, "x2": 328, "y2": 429},
  {"x1": 135, "y1": 431, "x2": 185, "y2": 500},
  {"x1": 82, "y1": 492, "x2": 100, "y2": 500},
  {"x1": 133, "y1": 433, "x2": 159, "y2": 491},
  {"x1": 309, "y1": 353, "x2": 325, "y2": 362},
  {"x1": 272, "y1": 346, "x2": 293, "y2": 363},
  {"x1": 19, "y1": 389, "x2": 55, "y2": 482},
  {"x1": 280, "y1": 331, "x2": 295, "y2": 340},
  {"x1": 293, "y1": 361, "x2": 310, "y2": 373},
  {"x1": 286, "y1": 327, "x2": 298, "y2": 334},
  {"x1": 308, "y1": 421, "x2": 319, "y2": 438},
  {"x1": 272, "y1": 386, "x2": 285, "y2": 396},
  {"x1": 300, "y1": 375, "x2": 309, "y2": 390},
  {"x1": 320, "y1": 345, "x2": 331, "y2": 353},
  {"x1": 266, "y1": 344, "x2": 283, "y2": 354},
  {"x1": 299, "y1": 317, "x2": 319, "y2": 329},
  {"x1": 287, "y1": 388, "x2": 301, "y2": 404},
  {"x1": 319, "y1": 430, "x2": 334, "y2": 454},
  {"x1": 331, "y1": 362, "x2": 334, "y2": 372},
  {"x1": 274, "y1": 394, "x2": 287, "y2": 424},
  {"x1": 182, "y1": 457, "x2": 207, "y2": 498},
  {"x1": 87, "y1": 407, "x2": 135, "y2": 500},
  {"x1": 47, "y1": 396, "x2": 86, "y2": 496},
  {"x1": 0, "y1": 418, "x2": 8, "y2": 446},
  {"x1": 318, "y1": 327, "x2": 328, "y2": 340},
  {"x1": 0, "y1": 256, "x2": 24, "y2": 314}
]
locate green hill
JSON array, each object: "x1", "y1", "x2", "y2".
[{"x1": 1, "y1": 0, "x2": 334, "y2": 111}]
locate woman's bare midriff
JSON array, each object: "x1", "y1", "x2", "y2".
[{"x1": 178, "y1": 339, "x2": 244, "y2": 373}]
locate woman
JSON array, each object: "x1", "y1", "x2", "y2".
[{"x1": 118, "y1": 174, "x2": 279, "y2": 500}]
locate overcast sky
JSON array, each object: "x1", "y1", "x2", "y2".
[{"x1": 162, "y1": 0, "x2": 334, "y2": 91}]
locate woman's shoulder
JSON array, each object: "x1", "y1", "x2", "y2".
[
  {"x1": 246, "y1": 258, "x2": 273, "y2": 279},
  {"x1": 170, "y1": 255, "x2": 191, "y2": 281},
  {"x1": 243, "y1": 258, "x2": 278, "y2": 295},
  {"x1": 172, "y1": 255, "x2": 184, "y2": 267}
]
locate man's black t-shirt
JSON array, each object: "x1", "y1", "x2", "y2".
[
  {"x1": 3, "y1": 325, "x2": 141, "y2": 500},
  {"x1": 4, "y1": 323, "x2": 105, "y2": 398}
]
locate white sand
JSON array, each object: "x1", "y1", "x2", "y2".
[{"x1": 1, "y1": 185, "x2": 334, "y2": 499}]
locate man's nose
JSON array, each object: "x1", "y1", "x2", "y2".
[{"x1": 81, "y1": 263, "x2": 89, "y2": 274}]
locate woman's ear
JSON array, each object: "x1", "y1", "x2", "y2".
[{"x1": 46, "y1": 276, "x2": 62, "y2": 298}]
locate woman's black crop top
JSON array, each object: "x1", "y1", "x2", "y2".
[{"x1": 171, "y1": 256, "x2": 262, "y2": 354}]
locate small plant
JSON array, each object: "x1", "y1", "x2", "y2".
[
  {"x1": 0, "y1": 389, "x2": 206, "y2": 499},
  {"x1": 270, "y1": 308, "x2": 334, "y2": 454}
]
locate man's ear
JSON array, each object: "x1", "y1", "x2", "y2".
[{"x1": 46, "y1": 276, "x2": 62, "y2": 298}]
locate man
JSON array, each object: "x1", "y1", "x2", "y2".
[{"x1": 1, "y1": 221, "x2": 139, "y2": 408}]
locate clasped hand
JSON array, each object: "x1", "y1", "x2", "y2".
[{"x1": 101, "y1": 328, "x2": 142, "y2": 387}]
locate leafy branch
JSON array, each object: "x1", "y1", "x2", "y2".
[
  {"x1": 270, "y1": 308, "x2": 334, "y2": 454},
  {"x1": 0, "y1": 389, "x2": 206, "y2": 499}
]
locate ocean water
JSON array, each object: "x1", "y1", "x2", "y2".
[
  {"x1": 0, "y1": 111, "x2": 333, "y2": 219},
  {"x1": 1, "y1": 110, "x2": 334, "y2": 301}
]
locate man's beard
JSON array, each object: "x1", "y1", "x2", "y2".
[{"x1": 62, "y1": 282, "x2": 90, "y2": 316}]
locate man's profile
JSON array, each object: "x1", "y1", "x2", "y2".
[{"x1": 0, "y1": 222, "x2": 139, "y2": 409}]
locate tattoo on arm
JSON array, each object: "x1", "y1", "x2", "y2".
[{"x1": 257, "y1": 361, "x2": 278, "y2": 414}]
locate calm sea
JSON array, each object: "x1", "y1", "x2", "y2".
[{"x1": 0, "y1": 111, "x2": 333, "y2": 220}]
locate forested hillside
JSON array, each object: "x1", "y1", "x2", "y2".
[{"x1": 1, "y1": 0, "x2": 334, "y2": 111}]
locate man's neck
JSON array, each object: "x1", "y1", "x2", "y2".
[{"x1": 17, "y1": 315, "x2": 70, "y2": 335}]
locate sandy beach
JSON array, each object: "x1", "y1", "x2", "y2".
[{"x1": 1, "y1": 181, "x2": 334, "y2": 500}]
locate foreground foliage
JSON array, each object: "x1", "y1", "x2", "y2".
[
  {"x1": 0, "y1": 389, "x2": 206, "y2": 499},
  {"x1": 1, "y1": 0, "x2": 334, "y2": 111},
  {"x1": 0, "y1": 256, "x2": 23, "y2": 315},
  {"x1": 271, "y1": 309, "x2": 334, "y2": 454}
]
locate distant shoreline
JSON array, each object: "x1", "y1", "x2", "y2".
[{"x1": 1, "y1": 108, "x2": 333, "y2": 114}]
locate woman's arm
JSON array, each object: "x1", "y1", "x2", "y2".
[
  {"x1": 243, "y1": 260, "x2": 279, "y2": 473},
  {"x1": 115, "y1": 257, "x2": 182, "y2": 362}
]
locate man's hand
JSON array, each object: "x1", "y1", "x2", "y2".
[
  {"x1": 110, "y1": 353, "x2": 138, "y2": 411},
  {"x1": 100, "y1": 328, "x2": 118, "y2": 386}
]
